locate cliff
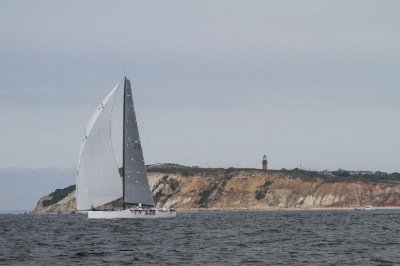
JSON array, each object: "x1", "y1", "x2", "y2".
[
  {"x1": 34, "y1": 185, "x2": 76, "y2": 213},
  {"x1": 33, "y1": 165, "x2": 400, "y2": 213}
]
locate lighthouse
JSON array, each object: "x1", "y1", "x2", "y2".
[{"x1": 262, "y1": 155, "x2": 268, "y2": 171}]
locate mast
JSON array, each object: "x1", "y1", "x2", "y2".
[{"x1": 122, "y1": 77, "x2": 126, "y2": 209}]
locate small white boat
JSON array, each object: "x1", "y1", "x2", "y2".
[
  {"x1": 355, "y1": 205, "x2": 376, "y2": 211},
  {"x1": 363, "y1": 205, "x2": 376, "y2": 210}
]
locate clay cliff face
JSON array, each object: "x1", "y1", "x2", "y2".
[
  {"x1": 33, "y1": 168, "x2": 400, "y2": 213},
  {"x1": 150, "y1": 169, "x2": 400, "y2": 209},
  {"x1": 35, "y1": 190, "x2": 76, "y2": 213}
]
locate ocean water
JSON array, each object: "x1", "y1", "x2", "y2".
[{"x1": 1, "y1": 210, "x2": 399, "y2": 265}]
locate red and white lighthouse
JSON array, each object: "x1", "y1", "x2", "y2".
[{"x1": 262, "y1": 155, "x2": 268, "y2": 170}]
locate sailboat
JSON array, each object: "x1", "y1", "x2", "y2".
[{"x1": 76, "y1": 77, "x2": 176, "y2": 219}]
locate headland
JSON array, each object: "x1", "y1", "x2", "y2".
[{"x1": 33, "y1": 164, "x2": 400, "y2": 213}]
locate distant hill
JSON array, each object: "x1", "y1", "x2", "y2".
[{"x1": 33, "y1": 165, "x2": 400, "y2": 213}]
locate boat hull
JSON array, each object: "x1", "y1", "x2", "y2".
[{"x1": 87, "y1": 209, "x2": 176, "y2": 219}]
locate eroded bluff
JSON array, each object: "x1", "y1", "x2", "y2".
[{"x1": 33, "y1": 167, "x2": 400, "y2": 213}]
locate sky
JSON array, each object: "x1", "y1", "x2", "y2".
[
  {"x1": 0, "y1": 168, "x2": 75, "y2": 212},
  {"x1": 0, "y1": 1, "x2": 399, "y2": 175}
]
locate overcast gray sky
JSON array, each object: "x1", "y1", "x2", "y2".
[{"x1": 1, "y1": 1, "x2": 399, "y2": 172}]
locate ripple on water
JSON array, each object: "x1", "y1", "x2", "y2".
[{"x1": 1, "y1": 210, "x2": 400, "y2": 265}]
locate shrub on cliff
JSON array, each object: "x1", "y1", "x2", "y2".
[{"x1": 42, "y1": 185, "x2": 75, "y2": 207}]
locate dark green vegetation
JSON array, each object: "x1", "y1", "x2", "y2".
[
  {"x1": 255, "y1": 180, "x2": 273, "y2": 200},
  {"x1": 42, "y1": 185, "x2": 76, "y2": 207},
  {"x1": 148, "y1": 164, "x2": 400, "y2": 184},
  {"x1": 197, "y1": 182, "x2": 219, "y2": 207},
  {"x1": 148, "y1": 163, "x2": 226, "y2": 177},
  {"x1": 280, "y1": 168, "x2": 400, "y2": 183},
  {"x1": 152, "y1": 175, "x2": 181, "y2": 206},
  {"x1": 340, "y1": 171, "x2": 400, "y2": 183},
  {"x1": 197, "y1": 169, "x2": 234, "y2": 208}
]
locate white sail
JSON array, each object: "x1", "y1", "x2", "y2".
[{"x1": 76, "y1": 83, "x2": 122, "y2": 210}]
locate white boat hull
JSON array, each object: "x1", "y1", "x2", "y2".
[{"x1": 87, "y1": 209, "x2": 176, "y2": 219}]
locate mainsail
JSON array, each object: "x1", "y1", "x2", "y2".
[
  {"x1": 76, "y1": 84, "x2": 122, "y2": 210},
  {"x1": 123, "y1": 78, "x2": 154, "y2": 206}
]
